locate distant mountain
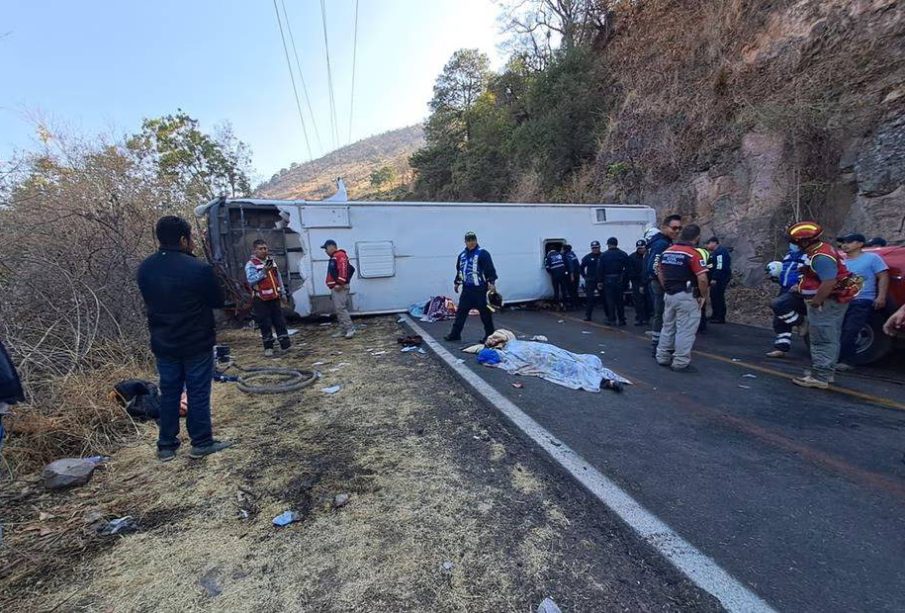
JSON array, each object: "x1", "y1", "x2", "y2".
[{"x1": 256, "y1": 124, "x2": 424, "y2": 200}]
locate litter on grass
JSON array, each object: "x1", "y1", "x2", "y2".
[
  {"x1": 321, "y1": 385, "x2": 343, "y2": 395},
  {"x1": 272, "y1": 511, "x2": 301, "y2": 527}
]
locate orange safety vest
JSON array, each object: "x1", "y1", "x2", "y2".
[
  {"x1": 798, "y1": 242, "x2": 860, "y2": 303},
  {"x1": 249, "y1": 257, "x2": 282, "y2": 301}
]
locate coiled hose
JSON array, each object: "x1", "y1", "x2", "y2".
[{"x1": 230, "y1": 364, "x2": 319, "y2": 395}]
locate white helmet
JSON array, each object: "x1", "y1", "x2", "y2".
[{"x1": 765, "y1": 261, "x2": 783, "y2": 279}]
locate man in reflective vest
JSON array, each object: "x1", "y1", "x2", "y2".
[
  {"x1": 245, "y1": 239, "x2": 291, "y2": 357},
  {"x1": 445, "y1": 231, "x2": 498, "y2": 342},
  {"x1": 787, "y1": 221, "x2": 854, "y2": 389}
]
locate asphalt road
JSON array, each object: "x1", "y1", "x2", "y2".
[{"x1": 419, "y1": 308, "x2": 905, "y2": 613}]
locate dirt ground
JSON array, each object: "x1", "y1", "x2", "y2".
[{"x1": 0, "y1": 317, "x2": 720, "y2": 612}]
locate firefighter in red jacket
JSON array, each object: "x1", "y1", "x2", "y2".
[
  {"x1": 322, "y1": 239, "x2": 356, "y2": 339},
  {"x1": 245, "y1": 239, "x2": 291, "y2": 356}
]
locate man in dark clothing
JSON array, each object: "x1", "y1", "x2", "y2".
[
  {"x1": 245, "y1": 239, "x2": 291, "y2": 356},
  {"x1": 581, "y1": 241, "x2": 604, "y2": 321},
  {"x1": 445, "y1": 231, "x2": 498, "y2": 342},
  {"x1": 597, "y1": 237, "x2": 629, "y2": 326},
  {"x1": 705, "y1": 237, "x2": 732, "y2": 323},
  {"x1": 627, "y1": 239, "x2": 649, "y2": 326},
  {"x1": 644, "y1": 215, "x2": 682, "y2": 352},
  {"x1": 562, "y1": 244, "x2": 581, "y2": 309},
  {"x1": 0, "y1": 339, "x2": 25, "y2": 453},
  {"x1": 544, "y1": 247, "x2": 569, "y2": 311},
  {"x1": 137, "y1": 216, "x2": 232, "y2": 462}
]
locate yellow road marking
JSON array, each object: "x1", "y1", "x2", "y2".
[{"x1": 556, "y1": 313, "x2": 905, "y2": 412}]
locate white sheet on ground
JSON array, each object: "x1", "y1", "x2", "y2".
[{"x1": 492, "y1": 340, "x2": 630, "y2": 392}]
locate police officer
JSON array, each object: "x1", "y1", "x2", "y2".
[
  {"x1": 544, "y1": 246, "x2": 569, "y2": 311},
  {"x1": 562, "y1": 244, "x2": 581, "y2": 309},
  {"x1": 705, "y1": 237, "x2": 732, "y2": 323},
  {"x1": 597, "y1": 237, "x2": 629, "y2": 326},
  {"x1": 581, "y1": 241, "x2": 604, "y2": 321},
  {"x1": 445, "y1": 231, "x2": 498, "y2": 342},
  {"x1": 765, "y1": 243, "x2": 807, "y2": 357},
  {"x1": 655, "y1": 224, "x2": 710, "y2": 372},
  {"x1": 627, "y1": 239, "x2": 649, "y2": 326}
]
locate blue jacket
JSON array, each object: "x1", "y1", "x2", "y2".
[
  {"x1": 545, "y1": 251, "x2": 567, "y2": 276},
  {"x1": 456, "y1": 245, "x2": 497, "y2": 288},
  {"x1": 780, "y1": 248, "x2": 805, "y2": 291},
  {"x1": 137, "y1": 248, "x2": 225, "y2": 359},
  {"x1": 563, "y1": 250, "x2": 580, "y2": 276},
  {"x1": 710, "y1": 246, "x2": 732, "y2": 282},
  {"x1": 644, "y1": 232, "x2": 672, "y2": 282},
  {"x1": 0, "y1": 340, "x2": 24, "y2": 405}
]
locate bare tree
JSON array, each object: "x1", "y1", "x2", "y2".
[{"x1": 496, "y1": 0, "x2": 615, "y2": 62}]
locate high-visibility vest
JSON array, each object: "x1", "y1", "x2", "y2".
[
  {"x1": 249, "y1": 257, "x2": 281, "y2": 301},
  {"x1": 798, "y1": 242, "x2": 860, "y2": 302}
]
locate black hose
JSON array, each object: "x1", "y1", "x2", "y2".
[{"x1": 231, "y1": 364, "x2": 319, "y2": 395}]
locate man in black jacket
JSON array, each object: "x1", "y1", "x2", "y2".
[
  {"x1": 597, "y1": 237, "x2": 630, "y2": 326},
  {"x1": 137, "y1": 216, "x2": 231, "y2": 462},
  {"x1": 627, "y1": 240, "x2": 649, "y2": 326},
  {"x1": 0, "y1": 339, "x2": 24, "y2": 454},
  {"x1": 581, "y1": 241, "x2": 604, "y2": 321},
  {"x1": 445, "y1": 231, "x2": 498, "y2": 342},
  {"x1": 705, "y1": 237, "x2": 732, "y2": 323}
]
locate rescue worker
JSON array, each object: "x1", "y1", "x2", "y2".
[
  {"x1": 597, "y1": 237, "x2": 629, "y2": 326},
  {"x1": 765, "y1": 243, "x2": 807, "y2": 358},
  {"x1": 655, "y1": 224, "x2": 710, "y2": 372},
  {"x1": 836, "y1": 233, "x2": 889, "y2": 371},
  {"x1": 544, "y1": 246, "x2": 569, "y2": 311},
  {"x1": 562, "y1": 244, "x2": 581, "y2": 309},
  {"x1": 787, "y1": 221, "x2": 858, "y2": 389},
  {"x1": 581, "y1": 241, "x2": 604, "y2": 321},
  {"x1": 627, "y1": 239, "x2": 649, "y2": 326},
  {"x1": 695, "y1": 246, "x2": 713, "y2": 334},
  {"x1": 644, "y1": 215, "x2": 682, "y2": 353},
  {"x1": 137, "y1": 216, "x2": 231, "y2": 461},
  {"x1": 705, "y1": 237, "x2": 732, "y2": 323},
  {"x1": 245, "y1": 239, "x2": 291, "y2": 357},
  {"x1": 445, "y1": 231, "x2": 498, "y2": 342},
  {"x1": 322, "y1": 239, "x2": 356, "y2": 339}
]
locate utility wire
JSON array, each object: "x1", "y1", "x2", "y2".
[
  {"x1": 272, "y1": 0, "x2": 312, "y2": 160},
  {"x1": 348, "y1": 0, "x2": 359, "y2": 144},
  {"x1": 319, "y1": 0, "x2": 340, "y2": 148},
  {"x1": 280, "y1": 0, "x2": 322, "y2": 153}
]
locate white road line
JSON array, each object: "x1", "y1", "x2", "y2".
[{"x1": 404, "y1": 315, "x2": 776, "y2": 613}]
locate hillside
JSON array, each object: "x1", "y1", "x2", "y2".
[{"x1": 256, "y1": 124, "x2": 423, "y2": 200}]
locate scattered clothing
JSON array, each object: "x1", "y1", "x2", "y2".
[
  {"x1": 477, "y1": 348, "x2": 502, "y2": 365},
  {"x1": 422, "y1": 296, "x2": 458, "y2": 322}
]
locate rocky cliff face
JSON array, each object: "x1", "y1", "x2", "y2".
[{"x1": 595, "y1": 0, "x2": 904, "y2": 281}]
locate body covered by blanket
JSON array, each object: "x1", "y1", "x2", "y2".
[{"x1": 490, "y1": 340, "x2": 630, "y2": 392}]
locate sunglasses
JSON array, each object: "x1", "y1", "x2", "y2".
[{"x1": 669, "y1": 225, "x2": 682, "y2": 231}]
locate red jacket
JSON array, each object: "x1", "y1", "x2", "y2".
[{"x1": 326, "y1": 249, "x2": 352, "y2": 289}]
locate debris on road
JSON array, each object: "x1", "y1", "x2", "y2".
[
  {"x1": 43, "y1": 456, "x2": 108, "y2": 490},
  {"x1": 742, "y1": 374, "x2": 758, "y2": 379},
  {"x1": 538, "y1": 597, "x2": 563, "y2": 613},
  {"x1": 272, "y1": 511, "x2": 301, "y2": 527},
  {"x1": 321, "y1": 385, "x2": 343, "y2": 395},
  {"x1": 582, "y1": 331, "x2": 592, "y2": 334},
  {"x1": 530, "y1": 335, "x2": 549, "y2": 342},
  {"x1": 512, "y1": 382, "x2": 524, "y2": 389},
  {"x1": 738, "y1": 384, "x2": 752, "y2": 389},
  {"x1": 97, "y1": 516, "x2": 138, "y2": 536}
]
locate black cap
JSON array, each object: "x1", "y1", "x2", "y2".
[
  {"x1": 590, "y1": 240, "x2": 601, "y2": 248},
  {"x1": 838, "y1": 233, "x2": 866, "y2": 244},
  {"x1": 635, "y1": 239, "x2": 646, "y2": 247},
  {"x1": 320, "y1": 239, "x2": 337, "y2": 249},
  {"x1": 706, "y1": 236, "x2": 719, "y2": 244},
  {"x1": 464, "y1": 231, "x2": 477, "y2": 240},
  {"x1": 563, "y1": 243, "x2": 572, "y2": 250},
  {"x1": 606, "y1": 237, "x2": 618, "y2": 246},
  {"x1": 866, "y1": 237, "x2": 887, "y2": 247}
]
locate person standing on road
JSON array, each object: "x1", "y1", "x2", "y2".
[
  {"x1": 322, "y1": 239, "x2": 356, "y2": 339},
  {"x1": 545, "y1": 247, "x2": 569, "y2": 311},
  {"x1": 627, "y1": 239, "x2": 649, "y2": 326},
  {"x1": 645, "y1": 215, "x2": 682, "y2": 353},
  {"x1": 655, "y1": 224, "x2": 709, "y2": 371},
  {"x1": 765, "y1": 244, "x2": 808, "y2": 358},
  {"x1": 695, "y1": 246, "x2": 713, "y2": 334},
  {"x1": 562, "y1": 244, "x2": 581, "y2": 310},
  {"x1": 137, "y1": 216, "x2": 232, "y2": 462},
  {"x1": 836, "y1": 233, "x2": 889, "y2": 371},
  {"x1": 598, "y1": 237, "x2": 630, "y2": 326},
  {"x1": 581, "y1": 241, "x2": 604, "y2": 321},
  {"x1": 245, "y1": 239, "x2": 291, "y2": 357},
  {"x1": 705, "y1": 237, "x2": 732, "y2": 323},
  {"x1": 445, "y1": 231, "x2": 498, "y2": 342},
  {"x1": 787, "y1": 222, "x2": 858, "y2": 389}
]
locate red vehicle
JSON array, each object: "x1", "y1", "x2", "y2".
[{"x1": 848, "y1": 245, "x2": 905, "y2": 365}]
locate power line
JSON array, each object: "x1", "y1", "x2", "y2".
[
  {"x1": 280, "y1": 0, "x2": 322, "y2": 153},
  {"x1": 348, "y1": 0, "x2": 359, "y2": 144},
  {"x1": 272, "y1": 0, "x2": 312, "y2": 160},
  {"x1": 319, "y1": 0, "x2": 340, "y2": 149}
]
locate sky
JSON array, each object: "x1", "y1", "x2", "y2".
[{"x1": 1, "y1": 0, "x2": 504, "y2": 180}]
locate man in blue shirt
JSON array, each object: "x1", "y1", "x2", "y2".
[
  {"x1": 445, "y1": 232, "x2": 498, "y2": 342},
  {"x1": 705, "y1": 237, "x2": 732, "y2": 323},
  {"x1": 836, "y1": 233, "x2": 889, "y2": 369}
]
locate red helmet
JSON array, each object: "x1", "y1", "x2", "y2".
[{"x1": 788, "y1": 221, "x2": 823, "y2": 244}]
